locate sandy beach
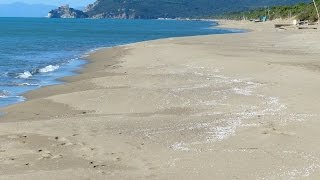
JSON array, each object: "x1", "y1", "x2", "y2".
[{"x1": 1, "y1": 20, "x2": 320, "y2": 179}]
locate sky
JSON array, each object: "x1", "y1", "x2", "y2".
[{"x1": 0, "y1": 0, "x2": 95, "y2": 6}]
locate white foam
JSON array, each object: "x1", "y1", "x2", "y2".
[
  {"x1": 39, "y1": 65, "x2": 60, "y2": 73},
  {"x1": 81, "y1": 47, "x2": 105, "y2": 58},
  {"x1": 170, "y1": 142, "x2": 190, "y2": 151},
  {"x1": 232, "y1": 87, "x2": 253, "y2": 96},
  {"x1": 18, "y1": 83, "x2": 39, "y2": 86},
  {"x1": 17, "y1": 71, "x2": 32, "y2": 79},
  {"x1": 0, "y1": 95, "x2": 5, "y2": 98},
  {"x1": 0, "y1": 90, "x2": 12, "y2": 98}
]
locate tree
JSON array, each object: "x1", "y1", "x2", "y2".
[{"x1": 312, "y1": 0, "x2": 320, "y2": 24}]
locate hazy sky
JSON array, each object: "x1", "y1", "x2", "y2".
[{"x1": 0, "y1": 0, "x2": 96, "y2": 6}]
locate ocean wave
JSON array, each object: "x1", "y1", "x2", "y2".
[
  {"x1": 0, "y1": 90, "x2": 10, "y2": 98},
  {"x1": 81, "y1": 47, "x2": 105, "y2": 58},
  {"x1": 39, "y1": 65, "x2": 60, "y2": 73},
  {"x1": 0, "y1": 82, "x2": 39, "y2": 87},
  {"x1": 17, "y1": 83, "x2": 39, "y2": 86},
  {"x1": 17, "y1": 71, "x2": 32, "y2": 79},
  {"x1": 15, "y1": 64, "x2": 60, "y2": 79}
]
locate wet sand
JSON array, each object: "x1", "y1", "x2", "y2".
[{"x1": 1, "y1": 20, "x2": 320, "y2": 179}]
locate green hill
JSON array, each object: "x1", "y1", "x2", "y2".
[{"x1": 84, "y1": 0, "x2": 311, "y2": 19}]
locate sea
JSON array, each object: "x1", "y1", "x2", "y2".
[{"x1": 0, "y1": 18, "x2": 242, "y2": 108}]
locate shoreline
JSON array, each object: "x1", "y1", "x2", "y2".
[
  {"x1": 0, "y1": 19, "x2": 235, "y2": 111},
  {"x1": 0, "y1": 46, "x2": 128, "y2": 122},
  {"x1": 1, "y1": 20, "x2": 320, "y2": 179}
]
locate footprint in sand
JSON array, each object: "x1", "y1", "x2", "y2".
[
  {"x1": 89, "y1": 161, "x2": 106, "y2": 169},
  {"x1": 53, "y1": 136, "x2": 73, "y2": 146},
  {"x1": 39, "y1": 150, "x2": 63, "y2": 160},
  {"x1": 39, "y1": 150, "x2": 53, "y2": 159}
]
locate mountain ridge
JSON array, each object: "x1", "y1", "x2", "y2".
[
  {"x1": 83, "y1": 0, "x2": 310, "y2": 19},
  {"x1": 47, "y1": 0, "x2": 311, "y2": 19}
]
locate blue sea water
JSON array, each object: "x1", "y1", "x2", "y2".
[{"x1": 0, "y1": 18, "x2": 241, "y2": 108}]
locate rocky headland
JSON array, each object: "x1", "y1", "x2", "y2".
[{"x1": 47, "y1": 5, "x2": 88, "y2": 18}]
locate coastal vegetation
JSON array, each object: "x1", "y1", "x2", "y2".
[
  {"x1": 48, "y1": 0, "x2": 310, "y2": 19},
  {"x1": 219, "y1": 0, "x2": 320, "y2": 22}
]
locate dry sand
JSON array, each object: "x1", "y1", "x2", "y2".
[{"x1": 1, "y1": 20, "x2": 320, "y2": 179}]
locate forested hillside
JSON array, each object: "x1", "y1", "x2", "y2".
[{"x1": 84, "y1": 0, "x2": 311, "y2": 19}]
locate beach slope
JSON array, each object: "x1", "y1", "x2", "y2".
[{"x1": 1, "y1": 21, "x2": 320, "y2": 179}]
